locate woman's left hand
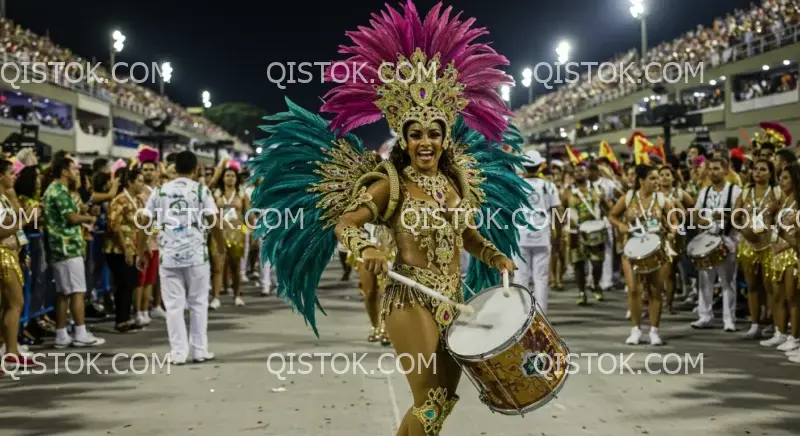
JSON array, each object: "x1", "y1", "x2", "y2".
[{"x1": 492, "y1": 255, "x2": 516, "y2": 273}]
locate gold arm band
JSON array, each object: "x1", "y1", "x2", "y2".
[
  {"x1": 478, "y1": 239, "x2": 502, "y2": 265},
  {"x1": 341, "y1": 225, "x2": 377, "y2": 257},
  {"x1": 344, "y1": 187, "x2": 380, "y2": 222}
]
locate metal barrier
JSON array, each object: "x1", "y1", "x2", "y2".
[{"x1": 19, "y1": 232, "x2": 111, "y2": 325}]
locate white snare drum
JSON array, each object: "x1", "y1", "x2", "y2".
[
  {"x1": 623, "y1": 233, "x2": 667, "y2": 274},
  {"x1": 446, "y1": 284, "x2": 570, "y2": 416},
  {"x1": 579, "y1": 220, "x2": 607, "y2": 247},
  {"x1": 687, "y1": 231, "x2": 728, "y2": 269}
]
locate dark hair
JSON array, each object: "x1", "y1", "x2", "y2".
[
  {"x1": 165, "y1": 153, "x2": 177, "y2": 164},
  {"x1": 750, "y1": 158, "x2": 776, "y2": 186},
  {"x1": 0, "y1": 159, "x2": 12, "y2": 175},
  {"x1": 707, "y1": 156, "x2": 729, "y2": 168},
  {"x1": 140, "y1": 161, "x2": 157, "y2": 169},
  {"x1": 14, "y1": 166, "x2": 39, "y2": 198},
  {"x1": 587, "y1": 163, "x2": 599, "y2": 172},
  {"x1": 174, "y1": 151, "x2": 198, "y2": 175},
  {"x1": 776, "y1": 148, "x2": 797, "y2": 166},
  {"x1": 92, "y1": 171, "x2": 111, "y2": 193},
  {"x1": 784, "y1": 162, "x2": 800, "y2": 210},
  {"x1": 658, "y1": 165, "x2": 679, "y2": 188},
  {"x1": 118, "y1": 167, "x2": 141, "y2": 191},
  {"x1": 689, "y1": 144, "x2": 707, "y2": 157},
  {"x1": 92, "y1": 158, "x2": 109, "y2": 174},
  {"x1": 216, "y1": 167, "x2": 241, "y2": 192},
  {"x1": 389, "y1": 120, "x2": 459, "y2": 189},
  {"x1": 634, "y1": 164, "x2": 656, "y2": 190},
  {"x1": 51, "y1": 158, "x2": 74, "y2": 179}
]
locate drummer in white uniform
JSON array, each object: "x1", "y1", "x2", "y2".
[
  {"x1": 689, "y1": 157, "x2": 741, "y2": 332},
  {"x1": 513, "y1": 151, "x2": 562, "y2": 313}
]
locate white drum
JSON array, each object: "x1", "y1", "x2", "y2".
[
  {"x1": 686, "y1": 231, "x2": 727, "y2": 269},
  {"x1": 623, "y1": 233, "x2": 667, "y2": 274},
  {"x1": 579, "y1": 220, "x2": 607, "y2": 246},
  {"x1": 446, "y1": 284, "x2": 570, "y2": 416}
]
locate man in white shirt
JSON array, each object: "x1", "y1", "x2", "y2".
[
  {"x1": 513, "y1": 151, "x2": 562, "y2": 313},
  {"x1": 690, "y1": 157, "x2": 741, "y2": 332},
  {"x1": 587, "y1": 163, "x2": 621, "y2": 292},
  {"x1": 138, "y1": 151, "x2": 225, "y2": 364}
]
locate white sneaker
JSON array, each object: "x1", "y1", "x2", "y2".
[
  {"x1": 252, "y1": 271, "x2": 260, "y2": 278},
  {"x1": 777, "y1": 336, "x2": 799, "y2": 352},
  {"x1": 723, "y1": 322, "x2": 737, "y2": 332},
  {"x1": 241, "y1": 276, "x2": 250, "y2": 283},
  {"x1": 143, "y1": 312, "x2": 152, "y2": 324},
  {"x1": 149, "y1": 307, "x2": 166, "y2": 320},
  {"x1": 760, "y1": 331, "x2": 787, "y2": 347},
  {"x1": 193, "y1": 351, "x2": 215, "y2": 363},
  {"x1": 209, "y1": 298, "x2": 221, "y2": 310},
  {"x1": 626, "y1": 327, "x2": 643, "y2": 345},
  {"x1": 54, "y1": 335, "x2": 73, "y2": 349},
  {"x1": 763, "y1": 325, "x2": 775, "y2": 336},
  {"x1": 691, "y1": 317, "x2": 713, "y2": 329},
  {"x1": 649, "y1": 328, "x2": 663, "y2": 346},
  {"x1": 135, "y1": 312, "x2": 150, "y2": 327},
  {"x1": 73, "y1": 333, "x2": 106, "y2": 347},
  {"x1": 743, "y1": 324, "x2": 762, "y2": 339},
  {"x1": 786, "y1": 347, "x2": 800, "y2": 357},
  {"x1": 789, "y1": 354, "x2": 800, "y2": 364},
  {"x1": 234, "y1": 296, "x2": 245, "y2": 307}
]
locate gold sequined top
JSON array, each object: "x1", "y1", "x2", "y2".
[
  {"x1": 0, "y1": 195, "x2": 20, "y2": 251},
  {"x1": 775, "y1": 194, "x2": 798, "y2": 251},
  {"x1": 389, "y1": 178, "x2": 470, "y2": 276},
  {"x1": 623, "y1": 191, "x2": 669, "y2": 245},
  {"x1": 739, "y1": 185, "x2": 779, "y2": 251}
]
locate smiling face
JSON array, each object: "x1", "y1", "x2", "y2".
[{"x1": 405, "y1": 121, "x2": 444, "y2": 175}]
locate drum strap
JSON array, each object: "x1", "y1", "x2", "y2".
[{"x1": 573, "y1": 185, "x2": 600, "y2": 220}]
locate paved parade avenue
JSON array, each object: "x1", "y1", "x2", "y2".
[{"x1": 2, "y1": 261, "x2": 799, "y2": 436}]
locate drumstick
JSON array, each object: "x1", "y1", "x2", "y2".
[
  {"x1": 355, "y1": 257, "x2": 475, "y2": 315},
  {"x1": 502, "y1": 270, "x2": 511, "y2": 297}
]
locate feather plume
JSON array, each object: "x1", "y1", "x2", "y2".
[{"x1": 320, "y1": 0, "x2": 514, "y2": 142}]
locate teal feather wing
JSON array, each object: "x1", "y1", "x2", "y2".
[
  {"x1": 450, "y1": 117, "x2": 533, "y2": 299},
  {"x1": 246, "y1": 97, "x2": 376, "y2": 337}
]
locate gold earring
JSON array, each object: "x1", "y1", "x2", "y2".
[{"x1": 399, "y1": 137, "x2": 408, "y2": 150}]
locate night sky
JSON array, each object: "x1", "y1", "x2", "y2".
[{"x1": 10, "y1": 0, "x2": 752, "y2": 146}]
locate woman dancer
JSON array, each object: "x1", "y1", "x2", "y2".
[
  {"x1": 659, "y1": 165, "x2": 695, "y2": 313},
  {"x1": 249, "y1": 2, "x2": 529, "y2": 433},
  {"x1": 212, "y1": 161, "x2": 250, "y2": 308},
  {"x1": 0, "y1": 159, "x2": 28, "y2": 363},
  {"x1": 105, "y1": 168, "x2": 145, "y2": 333},
  {"x1": 733, "y1": 159, "x2": 778, "y2": 339},
  {"x1": 762, "y1": 163, "x2": 800, "y2": 355},
  {"x1": 609, "y1": 164, "x2": 678, "y2": 345}
]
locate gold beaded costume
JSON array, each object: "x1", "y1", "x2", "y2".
[{"x1": 736, "y1": 185, "x2": 778, "y2": 273}]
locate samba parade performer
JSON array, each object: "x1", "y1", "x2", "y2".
[
  {"x1": 513, "y1": 150, "x2": 562, "y2": 313},
  {"x1": 247, "y1": 2, "x2": 532, "y2": 433},
  {"x1": 733, "y1": 158, "x2": 779, "y2": 340},
  {"x1": 562, "y1": 163, "x2": 611, "y2": 305},
  {"x1": 610, "y1": 164, "x2": 678, "y2": 345},
  {"x1": 773, "y1": 164, "x2": 800, "y2": 359},
  {"x1": 212, "y1": 160, "x2": 251, "y2": 308},
  {"x1": 688, "y1": 157, "x2": 741, "y2": 332},
  {"x1": 658, "y1": 165, "x2": 695, "y2": 313}
]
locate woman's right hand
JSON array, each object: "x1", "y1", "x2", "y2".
[{"x1": 361, "y1": 247, "x2": 389, "y2": 275}]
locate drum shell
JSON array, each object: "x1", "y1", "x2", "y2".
[
  {"x1": 446, "y1": 293, "x2": 570, "y2": 415},
  {"x1": 688, "y1": 236, "x2": 728, "y2": 270},
  {"x1": 625, "y1": 237, "x2": 668, "y2": 275}
]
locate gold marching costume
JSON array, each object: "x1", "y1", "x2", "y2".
[
  {"x1": 0, "y1": 194, "x2": 23, "y2": 287},
  {"x1": 736, "y1": 186, "x2": 778, "y2": 274}
]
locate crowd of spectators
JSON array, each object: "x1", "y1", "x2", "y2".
[
  {"x1": 681, "y1": 88, "x2": 726, "y2": 111},
  {"x1": 734, "y1": 67, "x2": 799, "y2": 101},
  {"x1": 0, "y1": 17, "x2": 236, "y2": 142},
  {"x1": 516, "y1": 0, "x2": 800, "y2": 131}
]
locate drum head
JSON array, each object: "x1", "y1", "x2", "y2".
[
  {"x1": 446, "y1": 284, "x2": 533, "y2": 358},
  {"x1": 579, "y1": 220, "x2": 605, "y2": 232},
  {"x1": 623, "y1": 234, "x2": 659, "y2": 258},
  {"x1": 688, "y1": 232, "x2": 720, "y2": 256}
]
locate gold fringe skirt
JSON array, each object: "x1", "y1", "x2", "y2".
[
  {"x1": 769, "y1": 249, "x2": 798, "y2": 282},
  {"x1": 381, "y1": 264, "x2": 462, "y2": 336},
  {"x1": 0, "y1": 247, "x2": 23, "y2": 287},
  {"x1": 737, "y1": 240, "x2": 772, "y2": 272},
  {"x1": 212, "y1": 227, "x2": 246, "y2": 259}
]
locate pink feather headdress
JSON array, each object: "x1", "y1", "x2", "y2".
[
  {"x1": 320, "y1": 0, "x2": 514, "y2": 148},
  {"x1": 137, "y1": 146, "x2": 159, "y2": 164},
  {"x1": 226, "y1": 160, "x2": 242, "y2": 172}
]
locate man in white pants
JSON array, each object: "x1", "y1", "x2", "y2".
[
  {"x1": 513, "y1": 151, "x2": 562, "y2": 313},
  {"x1": 690, "y1": 157, "x2": 740, "y2": 332},
  {"x1": 587, "y1": 163, "x2": 620, "y2": 293},
  {"x1": 138, "y1": 151, "x2": 225, "y2": 364}
]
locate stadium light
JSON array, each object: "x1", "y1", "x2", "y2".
[
  {"x1": 110, "y1": 30, "x2": 125, "y2": 69},
  {"x1": 783, "y1": 60, "x2": 791, "y2": 66},
  {"x1": 158, "y1": 62, "x2": 173, "y2": 96},
  {"x1": 521, "y1": 67, "x2": 533, "y2": 104},
  {"x1": 762, "y1": 64, "x2": 769, "y2": 71},
  {"x1": 202, "y1": 90, "x2": 212, "y2": 108},
  {"x1": 630, "y1": 0, "x2": 648, "y2": 58},
  {"x1": 500, "y1": 85, "x2": 510, "y2": 103},
  {"x1": 555, "y1": 41, "x2": 571, "y2": 64}
]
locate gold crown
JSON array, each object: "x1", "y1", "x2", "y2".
[
  {"x1": 753, "y1": 129, "x2": 787, "y2": 148},
  {"x1": 374, "y1": 49, "x2": 467, "y2": 149}
]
